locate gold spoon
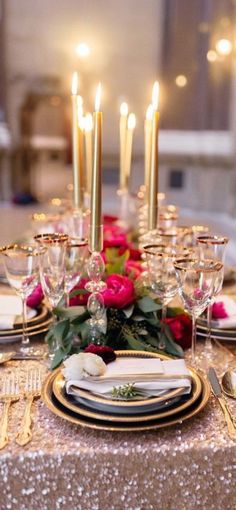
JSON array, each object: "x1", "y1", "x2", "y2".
[
  {"x1": 222, "y1": 370, "x2": 236, "y2": 399},
  {"x1": 0, "y1": 352, "x2": 16, "y2": 364}
]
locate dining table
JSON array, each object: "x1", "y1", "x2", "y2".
[{"x1": 0, "y1": 334, "x2": 235, "y2": 510}]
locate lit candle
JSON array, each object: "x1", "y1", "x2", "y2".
[
  {"x1": 77, "y1": 96, "x2": 85, "y2": 205},
  {"x1": 144, "y1": 104, "x2": 153, "y2": 196},
  {"x1": 148, "y1": 81, "x2": 159, "y2": 231},
  {"x1": 71, "y1": 72, "x2": 81, "y2": 208},
  {"x1": 124, "y1": 113, "x2": 136, "y2": 191},
  {"x1": 90, "y1": 83, "x2": 102, "y2": 252},
  {"x1": 119, "y1": 102, "x2": 128, "y2": 191},
  {"x1": 84, "y1": 113, "x2": 93, "y2": 194}
]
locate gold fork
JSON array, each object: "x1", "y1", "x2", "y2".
[
  {"x1": 16, "y1": 368, "x2": 42, "y2": 446},
  {"x1": 0, "y1": 373, "x2": 20, "y2": 450}
]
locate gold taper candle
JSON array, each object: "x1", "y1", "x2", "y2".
[
  {"x1": 144, "y1": 104, "x2": 153, "y2": 197},
  {"x1": 71, "y1": 72, "x2": 81, "y2": 208},
  {"x1": 85, "y1": 113, "x2": 93, "y2": 194},
  {"x1": 148, "y1": 81, "x2": 159, "y2": 231},
  {"x1": 119, "y1": 102, "x2": 128, "y2": 190},
  {"x1": 77, "y1": 96, "x2": 85, "y2": 205},
  {"x1": 124, "y1": 113, "x2": 136, "y2": 191},
  {"x1": 90, "y1": 83, "x2": 102, "y2": 252}
]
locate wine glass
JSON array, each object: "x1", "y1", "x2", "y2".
[
  {"x1": 64, "y1": 237, "x2": 89, "y2": 307},
  {"x1": 197, "y1": 235, "x2": 229, "y2": 362},
  {"x1": 174, "y1": 258, "x2": 223, "y2": 365},
  {"x1": 34, "y1": 233, "x2": 68, "y2": 312},
  {"x1": 0, "y1": 243, "x2": 44, "y2": 355},
  {"x1": 143, "y1": 244, "x2": 191, "y2": 343}
]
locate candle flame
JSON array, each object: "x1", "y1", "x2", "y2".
[
  {"x1": 120, "y1": 102, "x2": 128, "y2": 116},
  {"x1": 127, "y1": 113, "x2": 136, "y2": 130},
  {"x1": 146, "y1": 104, "x2": 153, "y2": 121},
  {"x1": 152, "y1": 81, "x2": 159, "y2": 111},
  {"x1": 95, "y1": 82, "x2": 102, "y2": 111},
  {"x1": 79, "y1": 115, "x2": 86, "y2": 130},
  {"x1": 85, "y1": 113, "x2": 93, "y2": 132},
  {"x1": 71, "y1": 72, "x2": 78, "y2": 95}
]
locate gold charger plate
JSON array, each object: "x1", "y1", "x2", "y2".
[
  {"x1": 42, "y1": 369, "x2": 210, "y2": 432},
  {"x1": 52, "y1": 351, "x2": 201, "y2": 423}
]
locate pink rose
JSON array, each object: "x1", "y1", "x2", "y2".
[
  {"x1": 125, "y1": 260, "x2": 144, "y2": 279},
  {"x1": 103, "y1": 214, "x2": 118, "y2": 224},
  {"x1": 102, "y1": 274, "x2": 135, "y2": 309},
  {"x1": 26, "y1": 283, "x2": 44, "y2": 308},
  {"x1": 212, "y1": 301, "x2": 228, "y2": 319},
  {"x1": 103, "y1": 224, "x2": 128, "y2": 249}
]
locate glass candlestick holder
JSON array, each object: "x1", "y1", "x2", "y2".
[{"x1": 85, "y1": 250, "x2": 107, "y2": 344}]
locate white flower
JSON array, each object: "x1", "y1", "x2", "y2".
[{"x1": 62, "y1": 352, "x2": 106, "y2": 381}]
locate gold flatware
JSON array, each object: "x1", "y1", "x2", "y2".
[
  {"x1": 222, "y1": 370, "x2": 236, "y2": 399},
  {"x1": 0, "y1": 352, "x2": 16, "y2": 365},
  {"x1": 16, "y1": 369, "x2": 42, "y2": 446},
  {"x1": 0, "y1": 373, "x2": 20, "y2": 449},
  {"x1": 208, "y1": 367, "x2": 236, "y2": 441}
]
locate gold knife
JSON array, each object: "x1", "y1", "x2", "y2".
[{"x1": 208, "y1": 367, "x2": 236, "y2": 441}]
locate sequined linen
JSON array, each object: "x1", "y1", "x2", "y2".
[{"x1": 0, "y1": 345, "x2": 235, "y2": 510}]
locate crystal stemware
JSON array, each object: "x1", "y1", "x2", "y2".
[
  {"x1": 197, "y1": 235, "x2": 229, "y2": 363},
  {"x1": 143, "y1": 244, "x2": 191, "y2": 343},
  {"x1": 174, "y1": 257, "x2": 223, "y2": 365},
  {"x1": 34, "y1": 233, "x2": 68, "y2": 315},
  {"x1": 0, "y1": 243, "x2": 44, "y2": 355},
  {"x1": 64, "y1": 237, "x2": 88, "y2": 307}
]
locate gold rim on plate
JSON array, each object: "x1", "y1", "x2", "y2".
[
  {"x1": 13, "y1": 304, "x2": 48, "y2": 328},
  {"x1": 0, "y1": 315, "x2": 53, "y2": 337},
  {"x1": 42, "y1": 369, "x2": 210, "y2": 432}
]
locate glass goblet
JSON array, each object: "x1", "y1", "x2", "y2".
[
  {"x1": 0, "y1": 243, "x2": 43, "y2": 355},
  {"x1": 174, "y1": 258, "x2": 223, "y2": 366},
  {"x1": 197, "y1": 235, "x2": 229, "y2": 361},
  {"x1": 35, "y1": 233, "x2": 68, "y2": 314},
  {"x1": 143, "y1": 244, "x2": 191, "y2": 344},
  {"x1": 65, "y1": 237, "x2": 89, "y2": 307}
]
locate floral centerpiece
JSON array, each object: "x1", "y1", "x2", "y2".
[{"x1": 44, "y1": 219, "x2": 192, "y2": 368}]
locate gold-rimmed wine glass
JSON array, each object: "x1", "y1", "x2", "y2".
[
  {"x1": 0, "y1": 243, "x2": 44, "y2": 356},
  {"x1": 197, "y1": 235, "x2": 229, "y2": 364},
  {"x1": 143, "y1": 244, "x2": 191, "y2": 342},
  {"x1": 174, "y1": 257, "x2": 223, "y2": 365},
  {"x1": 65, "y1": 237, "x2": 89, "y2": 307}
]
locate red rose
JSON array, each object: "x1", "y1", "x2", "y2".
[
  {"x1": 27, "y1": 284, "x2": 44, "y2": 308},
  {"x1": 103, "y1": 224, "x2": 128, "y2": 249},
  {"x1": 69, "y1": 277, "x2": 90, "y2": 306},
  {"x1": 102, "y1": 274, "x2": 135, "y2": 309},
  {"x1": 84, "y1": 344, "x2": 116, "y2": 363},
  {"x1": 103, "y1": 214, "x2": 118, "y2": 224},
  {"x1": 119, "y1": 244, "x2": 142, "y2": 261},
  {"x1": 163, "y1": 314, "x2": 192, "y2": 350}
]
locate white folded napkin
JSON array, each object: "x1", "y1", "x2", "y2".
[
  {"x1": 66, "y1": 358, "x2": 191, "y2": 398},
  {"x1": 211, "y1": 295, "x2": 236, "y2": 329},
  {"x1": 0, "y1": 295, "x2": 35, "y2": 330}
]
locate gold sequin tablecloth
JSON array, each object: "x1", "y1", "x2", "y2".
[{"x1": 0, "y1": 345, "x2": 236, "y2": 510}]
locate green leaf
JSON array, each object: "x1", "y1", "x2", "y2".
[
  {"x1": 137, "y1": 296, "x2": 161, "y2": 313},
  {"x1": 51, "y1": 348, "x2": 66, "y2": 369},
  {"x1": 54, "y1": 306, "x2": 86, "y2": 319},
  {"x1": 69, "y1": 289, "x2": 88, "y2": 298},
  {"x1": 71, "y1": 310, "x2": 90, "y2": 325},
  {"x1": 167, "y1": 307, "x2": 185, "y2": 317},
  {"x1": 164, "y1": 334, "x2": 184, "y2": 358},
  {"x1": 122, "y1": 305, "x2": 134, "y2": 318}
]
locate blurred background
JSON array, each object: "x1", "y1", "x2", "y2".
[{"x1": 0, "y1": 0, "x2": 236, "y2": 257}]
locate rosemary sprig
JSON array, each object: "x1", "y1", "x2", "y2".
[{"x1": 111, "y1": 383, "x2": 141, "y2": 400}]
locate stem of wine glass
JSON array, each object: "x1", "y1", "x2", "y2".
[
  {"x1": 191, "y1": 314, "x2": 196, "y2": 365},
  {"x1": 205, "y1": 302, "x2": 213, "y2": 351},
  {"x1": 21, "y1": 296, "x2": 29, "y2": 349},
  {"x1": 160, "y1": 302, "x2": 167, "y2": 343},
  {"x1": 65, "y1": 291, "x2": 70, "y2": 308}
]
